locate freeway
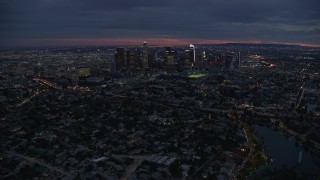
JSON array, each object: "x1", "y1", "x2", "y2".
[
  {"x1": 33, "y1": 77, "x2": 62, "y2": 90},
  {"x1": 110, "y1": 92, "x2": 300, "y2": 119},
  {"x1": 16, "y1": 90, "x2": 46, "y2": 108}
]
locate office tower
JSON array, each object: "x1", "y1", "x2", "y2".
[
  {"x1": 202, "y1": 50, "x2": 206, "y2": 62},
  {"x1": 161, "y1": 46, "x2": 171, "y2": 69},
  {"x1": 184, "y1": 44, "x2": 196, "y2": 68},
  {"x1": 127, "y1": 49, "x2": 140, "y2": 69},
  {"x1": 136, "y1": 49, "x2": 142, "y2": 68},
  {"x1": 152, "y1": 50, "x2": 162, "y2": 69},
  {"x1": 199, "y1": 50, "x2": 207, "y2": 68},
  {"x1": 115, "y1": 48, "x2": 126, "y2": 71},
  {"x1": 163, "y1": 47, "x2": 171, "y2": 65},
  {"x1": 238, "y1": 52, "x2": 241, "y2": 67},
  {"x1": 184, "y1": 45, "x2": 195, "y2": 67},
  {"x1": 224, "y1": 55, "x2": 233, "y2": 69},
  {"x1": 166, "y1": 50, "x2": 178, "y2": 73},
  {"x1": 142, "y1": 41, "x2": 149, "y2": 69},
  {"x1": 195, "y1": 54, "x2": 202, "y2": 68},
  {"x1": 190, "y1": 44, "x2": 196, "y2": 64},
  {"x1": 184, "y1": 49, "x2": 191, "y2": 66}
]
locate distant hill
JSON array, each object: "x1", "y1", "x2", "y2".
[{"x1": 198, "y1": 43, "x2": 307, "y2": 48}]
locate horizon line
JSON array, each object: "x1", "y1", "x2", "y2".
[{"x1": 1, "y1": 37, "x2": 320, "y2": 48}]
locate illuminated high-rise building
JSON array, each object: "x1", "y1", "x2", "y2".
[
  {"x1": 195, "y1": 54, "x2": 202, "y2": 68},
  {"x1": 160, "y1": 46, "x2": 171, "y2": 69},
  {"x1": 127, "y1": 49, "x2": 140, "y2": 69},
  {"x1": 184, "y1": 45, "x2": 195, "y2": 67},
  {"x1": 166, "y1": 50, "x2": 178, "y2": 73},
  {"x1": 142, "y1": 41, "x2": 149, "y2": 69},
  {"x1": 224, "y1": 55, "x2": 233, "y2": 69},
  {"x1": 189, "y1": 44, "x2": 196, "y2": 64},
  {"x1": 199, "y1": 50, "x2": 207, "y2": 68},
  {"x1": 115, "y1": 48, "x2": 126, "y2": 71},
  {"x1": 238, "y1": 52, "x2": 241, "y2": 67},
  {"x1": 163, "y1": 47, "x2": 171, "y2": 65},
  {"x1": 202, "y1": 50, "x2": 206, "y2": 61}
]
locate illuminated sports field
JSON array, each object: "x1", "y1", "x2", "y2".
[{"x1": 188, "y1": 73, "x2": 208, "y2": 78}]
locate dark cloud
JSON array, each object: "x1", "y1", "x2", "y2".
[{"x1": 1, "y1": 0, "x2": 319, "y2": 46}]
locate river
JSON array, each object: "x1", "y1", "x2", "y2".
[{"x1": 254, "y1": 125, "x2": 320, "y2": 175}]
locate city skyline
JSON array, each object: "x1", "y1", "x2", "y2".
[
  {"x1": 1, "y1": 0, "x2": 320, "y2": 48},
  {"x1": 1, "y1": 35, "x2": 320, "y2": 178}
]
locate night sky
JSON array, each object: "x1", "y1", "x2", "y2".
[{"x1": 1, "y1": 0, "x2": 320, "y2": 47}]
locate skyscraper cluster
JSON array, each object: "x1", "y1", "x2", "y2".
[{"x1": 114, "y1": 42, "x2": 240, "y2": 72}]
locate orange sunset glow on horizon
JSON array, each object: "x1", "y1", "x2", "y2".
[{"x1": 6, "y1": 38, "x2": 320, "y2": 48}]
